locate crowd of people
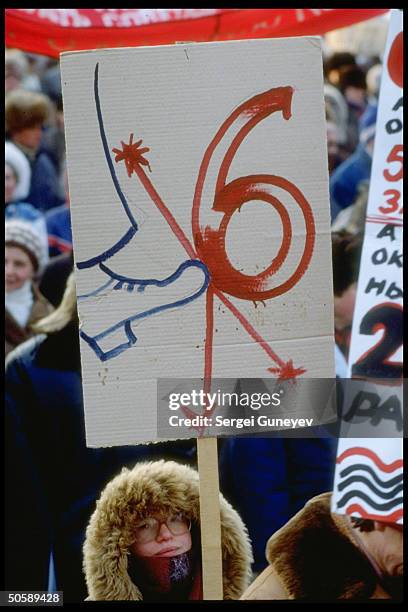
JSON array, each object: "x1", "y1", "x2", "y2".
[{"x1": 5, "y1": 40, "x2": 402, "y2": 602}]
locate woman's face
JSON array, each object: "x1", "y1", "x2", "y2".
[
  {"x1": 130, "y1": 515, "x2": 192, "y2": 558},
  {"x1": 5, "y1": 163, "x2": 17, "y2": 204},
  {"x1": 13, "y1": 124, "x2": 43, "y2": 152},
  {"x1": 5, "y1": 245, "x2": 35, "y2": 292},
  {"x1": 334, "y1": 282, "x2": 357, "y2": 331}
]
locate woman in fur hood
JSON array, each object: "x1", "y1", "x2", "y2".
[{"x1": 83, "y1": 460, "x2": 253, "y2": 601}]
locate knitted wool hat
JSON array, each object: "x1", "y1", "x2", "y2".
[{"x1": 5, "y1": 219, "x2": 46, "y2": 273}]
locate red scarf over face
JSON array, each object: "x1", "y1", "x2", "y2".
[{"x1": 128, "y1": 549, "x2": 203, "y2": 601}]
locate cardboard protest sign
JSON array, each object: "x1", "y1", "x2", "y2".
[
  {"x1": 332, "y1": 9, "x2": 403, "y2": 523},
  {"x1": 61, "y1": 37, "x2": 334, "y2": 447}
]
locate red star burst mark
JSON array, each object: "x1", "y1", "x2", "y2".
[
  {"x1": 112, "y1": 133, "x2": 151, "y2": 176},
  {"x1": 268, "y1": 359, "x2": 306, "y2": 381}
]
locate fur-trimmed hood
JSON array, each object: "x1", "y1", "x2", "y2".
[
  {"x1": 83, "y1": 460, "x2": 253, "y2": 600},
  {"x1": 242, "y1": 492, "x2": 390, "y2": 601},
  {"x1": 264, "y1": 492, "x2": 380, "y2": 600}
]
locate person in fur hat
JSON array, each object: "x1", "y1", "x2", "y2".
[
  {"x1": 5, "y1": 219, "x2": 53, "y2": 356},
  {"x1": 83, "y1": 460, "x2": 253, "y2": 601},
  {"x1": 241, "y1": 492, "x2": 403, "y2": 601}
]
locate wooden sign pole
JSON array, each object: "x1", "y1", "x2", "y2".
[
  {"x1": 197, "y1": 437, "x2": 223, "y2": 600},
  {"x1": 175, "y1": 40, "x2": 224, "y2": 600}
]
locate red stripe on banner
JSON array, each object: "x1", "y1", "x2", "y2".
[
  {"x1": 366, "y1": 215, "x2": 403, "y2": 222},
  {"x1": 346, "y1": 503, "x2": 403, "y2": 523},
  {"x1": 5, "y1": 9, "x2": 389, "y2": 59},
  {"x1": 336, "y1": 447, "x2": 403, "y2": 472},
  {"x1": 366, "y1": 219, "x2": 403, "y2": 226}
]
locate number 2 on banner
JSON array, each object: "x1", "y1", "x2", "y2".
[{"x1": 352, "y1": 303, "x2": 403, "y2": 380}]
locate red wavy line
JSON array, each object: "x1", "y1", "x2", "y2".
[
  {"x1": 336, "y1": 447, "x2": 403, "y2": 473},
  {"x1": 345, "y1": 503, "x2": 403, "y2": 523}
]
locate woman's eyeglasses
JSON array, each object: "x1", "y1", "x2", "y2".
[{"x1": 133, "y1": 513, "x2": 192, "y2": 544}]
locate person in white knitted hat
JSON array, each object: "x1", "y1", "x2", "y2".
[
  {"x1": 5, "y1": 219, "x2": 53, "y2": 356},
  {"x1": 5, "y1": 143, "x2": 49, "y2": 265}
]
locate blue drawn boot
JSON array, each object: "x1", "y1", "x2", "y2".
[{"x1": 78, "y1": 258, "x2": 209, "y2": 362}]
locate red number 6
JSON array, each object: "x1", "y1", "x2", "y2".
[{"x1": 192, "y1": 86, "x2": 315, "y2": 300}]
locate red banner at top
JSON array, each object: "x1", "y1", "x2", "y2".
[{"x1": 6, "y1": 8, "x2": 388, "y2": 58}]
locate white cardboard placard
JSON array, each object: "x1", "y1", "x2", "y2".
[{"x1": 61, "y1": 37, "x2": 334, "y2": 446}]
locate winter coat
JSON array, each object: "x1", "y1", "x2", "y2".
[
  {"x1": 4, "y1": 324, "x2": 197, "y2": 602},
  {"x1": 329, "y1": 144, "x2": 372, "y2": 221},
  {"x1": 5, "y1": 285, "x2": 53, "y2": 356},
  {"x1": 45, "y1": 204, "x2": 72, "y2": 257},
  {"x1": 241, "y1": 492, "x2": 394, "y2": 600},
  {"x1": 84, "y1": 460, "x2": 253, "y2": 601},
  {"x1": 28, "y1": 148, "x2": 65, "y2": 212}
]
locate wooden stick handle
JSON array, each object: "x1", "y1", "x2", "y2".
[{"x1": 197, "y1": 437, "x2": 223, "y2": 600}]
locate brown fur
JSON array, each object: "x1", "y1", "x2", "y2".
[
  {"x1": 265, "y1": 493, "x2": 378, "y2": 600},
  {"x1": 83, "y1": 460, "x2": 253, "y2": 600}
]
